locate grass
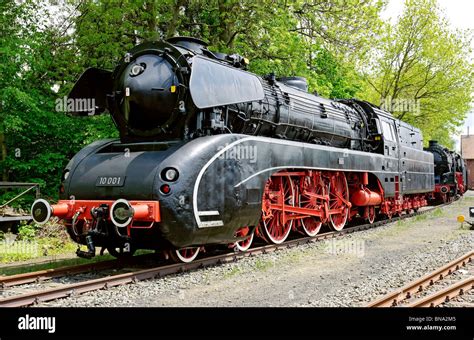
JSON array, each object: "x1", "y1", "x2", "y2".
[
  {"x1": 0, "y1": 235, "x2": 79, "y2": 264},
  {"x1": 431, "y1": 208, "x2": 445, "y2": 217},
  {"x1": 0, "y1": 254, "x2": 115, "y2": 276},
  {"x1": 395, "y1": 219, "x2": 409, "y2": 228},
  {"x1": 254, "y1": 258, "x2": 275, "y2": 271},
  {"x1": 374, "y1": 213, "x2": 428, "y2": 237},
  {"x1": 0, "y1": 239, "x2": 76, "y2": 263},
  {"x1": 413, "y1": 214, "x2": 428, "y2": 222},
  {"x1": 223, "y1": 266, "x2": 243, "y2": 278},
  {"x1": 0, "y1": 219, "x2": 84, "y2": 266},
  {"x1": 0, "y1": 248, "x2": 156, "y2": 276}
]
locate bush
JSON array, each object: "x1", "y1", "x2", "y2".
[
  {"x1": 36, "y1": 219, "x2": 70, "y2": 242},
  {"x1": 17, "y1": 222, "x2": 38, "y2": 241}
]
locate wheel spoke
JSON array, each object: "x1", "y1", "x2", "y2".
[
  {"x1": 328, "y1": 172, "x2": 349, "y2": 231},
  {"x1": 261, "y1": 174, "x2": 294, "y2": 244},
  {"x1": 298, "y1": 171, "x2": 324, "y2": 237}
]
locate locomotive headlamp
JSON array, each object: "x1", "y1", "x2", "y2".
[
  {"x1": 130, "y1": 63, "x2": 145, "y2": 77},
  {"x1": 63, "y1": 170, "x2": 69, "y2": 181},
  {"x1": 31, "y1": 199, "x2": 52, "y2": 225},
  {"x1": 161, "y1": 167, "x2": 179, "y2": 182},
  {"x1": 111, "y1": 199, "x2": 133, "y2": 228},
  {"x1": 470, "y1": 207, "x2": 474, "y2": 218}
]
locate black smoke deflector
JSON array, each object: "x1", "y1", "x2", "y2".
[
  {"x1": 67, "y1": 67, "x2": 113, "y2": 116},
  {"x1": 189, "y1": 55, "x2": 264, "y2": 109}
]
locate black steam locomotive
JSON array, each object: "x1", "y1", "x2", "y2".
[
  {"x1": 424, "y1": 141, "x2": 467, "y2": 202},
  {"x1": 31, "y1": 37, "x2": 465, "y2": 262}
]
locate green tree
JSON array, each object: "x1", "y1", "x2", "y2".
[
  {"x1": 362, "y1": 0, "x2": 473, "y2": 147},
  {"x1": 0, "y1": 0, "x2": 116, "y2": 202},
  {"x1": 71, "y1": 0, "x2": 383, "y2": 98}
]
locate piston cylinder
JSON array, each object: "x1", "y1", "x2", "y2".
[{"x1": 351, "y1": 188, "x2": 382, "y2": 206}]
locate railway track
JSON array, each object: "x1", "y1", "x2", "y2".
[
  {"x1": 367, "y1": 250, "x2": 474, "y2": 307},
  {"x1": 0, "y1": 203, "x2": 452, "y2": 307},
  {"x1": 0, "y1": 254, "x2": 159, "y2": 288}
]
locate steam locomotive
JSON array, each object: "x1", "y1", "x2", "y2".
[
  {"x1": 424, "y1": 141, "x2": 467, "y2": 202},
  {"x1": 31, "y1": 37, "x2": 466, "y2": 262}
]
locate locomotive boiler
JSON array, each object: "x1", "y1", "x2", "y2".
[{"x1": 31, "y1": 36, "x2": 455, "y2": 262}]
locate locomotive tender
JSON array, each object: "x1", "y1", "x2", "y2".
[{"x1": 31, "y1": 37, "x2": 464, "y2": 262}]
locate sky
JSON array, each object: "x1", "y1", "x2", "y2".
[{"x1": 382, "y1": 0, "x2": 474, "y2": 150}]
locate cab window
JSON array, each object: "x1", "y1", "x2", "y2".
[
  {"x1": 390, "y1": 123, "x2": 398, "y2": 142},
  {"x1": 381, "y1": 120, "x2": 394, "y2": 142}
]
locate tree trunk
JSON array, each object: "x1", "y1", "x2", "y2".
[
  {"x1": 145, "y1": 1, "x2": 158, "y2": 40},
  {"x1": 218, "y1": 0, "x2": 234, "y2": 48},
  {"x1": 0, "y1": 131, "x2": 8, "y2": 181},
  {"x1": 166, "y1": 0, "x2": 185, "y2": 38}
]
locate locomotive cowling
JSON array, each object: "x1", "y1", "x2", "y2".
[
  {"x1": 67, "y1": 38, "x2": 265, "y2": 143},
  {"x1": 30, "y1": 133, "x2": 381, "y2": 251},
  {"x1": 30, "y1": 135, "x2": 261, "y2": 254},
  {"x1": 67, "y1": 37, "x2": 372, "y2": 150}
]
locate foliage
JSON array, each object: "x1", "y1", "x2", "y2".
[
  {"x1": 0, "y1": 236, "x2": 77, "y2": 263},
  {"x1": 0, "y1": 0, "x2": 117, "y2": 203},
  {"x1": 361, "y1": 0, "x2": 473, "y2": 148},
  {"x1": 71, "y1": 0, "x2": 384, "y2": 97},
  {"x1": 0, "y1": 220, "x2": 77, "y2": 263},
  {"x1": 0, "y1": 0, "x2": 472, "y2": 209},
  {"x1": 17, "y1": 222, "x2": 38, "y2": 241}
]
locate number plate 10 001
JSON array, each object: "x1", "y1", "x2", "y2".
[{"x1": 96, "y1": 176, "x2": 125, "y2": 187}]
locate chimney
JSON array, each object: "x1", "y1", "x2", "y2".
[{"x1": 429, "y1": 140, "x2": 438, "y2": 147}]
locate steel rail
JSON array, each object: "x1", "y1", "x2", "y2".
[
  {"x1": 367, "y1": 250, "x2": 473, "y2": 307},
  {"x1": 0, "y1": 203, "x2": 449, "y2": 307},
  {"x1": 0, "y1": 254, "x2": 157, "y2": 288},
  {"x1": 0, "y1": 259, "x2": 123, "y2": 288},
  {"x1": 406, "y1": 277, "x2": 474, "y2": 307}
]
